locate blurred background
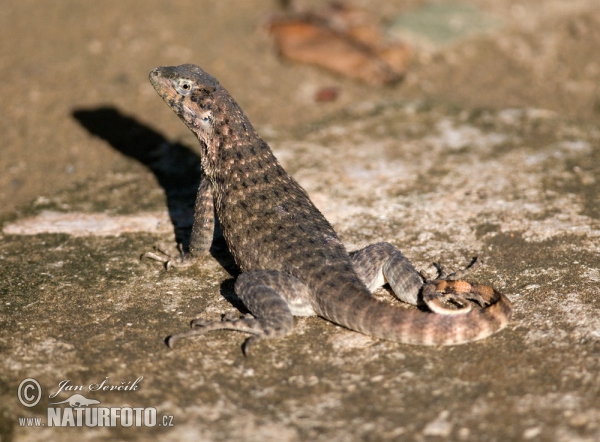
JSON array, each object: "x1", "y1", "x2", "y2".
[{"x1": 1, "y1": 0, "x2": 599, "y2": 213}]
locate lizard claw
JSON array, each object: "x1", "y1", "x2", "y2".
[
  {"x1": 166, "y1": 317, "x2": 220, "y2": 348},
  {"x1": 165, "y1": 334, "x2": 177, "y2": 348},
  {"x1": 165, "y1": 328, "x2": 208, "y2": 348},
  {"x1": 418, "y1": 257, "x2": 480, "y2": 284},
  {"x1": 221, "y1": 312, "x2": 239, "y2": 322},
  {"x1": 141, "y1": 244, "x2": 197, "y2": 270},
  {"x1": 190, "y1": 318, "x2": 211, "y2": 328},
  {"x1": 441, "y1": 256, "x2": 480, "y2": 280},
  {"x1": 165, "y1": 314, "x2": 266, "y2": 355},
  {"x1": 242, "y1": 336, "x2": 260, "y2": 356}
]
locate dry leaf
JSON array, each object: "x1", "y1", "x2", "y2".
[{"x1": 268, "y1": 2, "x2": 411, "y2": 85}]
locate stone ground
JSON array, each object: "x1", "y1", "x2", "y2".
[{"x1": 1, "y1": 1, "x2": 599, "y2": 441}]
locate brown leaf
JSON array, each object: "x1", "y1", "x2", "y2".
[{"x1": 267, "y1": 3, "x2": 411, "y2": 85}]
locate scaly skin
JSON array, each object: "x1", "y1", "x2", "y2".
[{"x1": 147, "y1": 64, "x2": 512, "y2": 351}]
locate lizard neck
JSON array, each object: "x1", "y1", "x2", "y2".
[
  {"x1": 198, "y1": 105, "x2": 272, "y2": 181},
  {"x1": 202, "y1": 132, "x2": 280, "y2": 199}
]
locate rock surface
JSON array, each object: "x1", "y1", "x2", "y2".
[{"x1": 1, "y1": 1, "x2": 599, "y2": 441}]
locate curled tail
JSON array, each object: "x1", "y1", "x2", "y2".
[{"x1": 317, "y1": 280, "x2": 513, "y2": 346}]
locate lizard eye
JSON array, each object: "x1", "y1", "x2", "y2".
[{"x1": 175, "y1": 80, "x2": 194, "y2": 96}]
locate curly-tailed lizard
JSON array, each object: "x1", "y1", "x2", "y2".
[{"x1": 145, "y1": 64, "x2": 512, "y2": 353}]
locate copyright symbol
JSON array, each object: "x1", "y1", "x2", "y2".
[{"x1": 18, "y1": 378, "x2": 42, "y2": 407}]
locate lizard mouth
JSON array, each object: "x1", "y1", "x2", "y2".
[
  {"x1": 148, "y1": 68, "x2": 169, "y2": 94},
  {"x1": 148, "y1": 67, "x2": 205, "y2": 134},
  {"x1": 148, "y1": 67, "x2": 184, "y2": 114}
]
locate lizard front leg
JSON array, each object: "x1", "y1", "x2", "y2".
[
  {"x1": 167, "y1": 270, "x2": 314, "y2": 354},
  {"x1": 143, "y1": 175, "x2": 215, "y2": 269},
  {"x1": 350, "y1": 242, "x2": 484, "y2": 314}
]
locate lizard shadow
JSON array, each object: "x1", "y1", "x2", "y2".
[{"x1": 72, "y1": 106, "x2": 241, "y2": 281}]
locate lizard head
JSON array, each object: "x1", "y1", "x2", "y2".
[
  {"x1": 149, "y1": 64, "x2": 263, "y2": 174},
  {"x1": 149, "y1": 64, "x2": 223, "y2": 145}
]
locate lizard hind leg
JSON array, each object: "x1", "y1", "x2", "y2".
[
  {"x1": 167, "y1": 270, "x2": 315, "y2": 354},
  {"x1": 350, "y1": 242, "x2": 483, "y2": 315},
  {"x1": 166, "y1": 314, "x2": 273, "y2": 354},
  {"x1": 350, "y1": 242, "x2": 424, "y2": 305}
]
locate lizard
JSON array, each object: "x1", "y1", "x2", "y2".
[{"x1": 145, "y1": 64, "x2": 513, "y2": 352}]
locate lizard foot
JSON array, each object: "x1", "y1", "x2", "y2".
[
  {"x1": 141, "y1": 244, "x2": 198, "y2": 270},
  {"x1": 435, "y1": 256, "x2": 480, "y2": 281},
  {"x1": 422, "y1": 279, "x2": 493, "y2": 315},
  {"x1": 166, "y1": 314, "x2": 267, "y2": 355}
]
